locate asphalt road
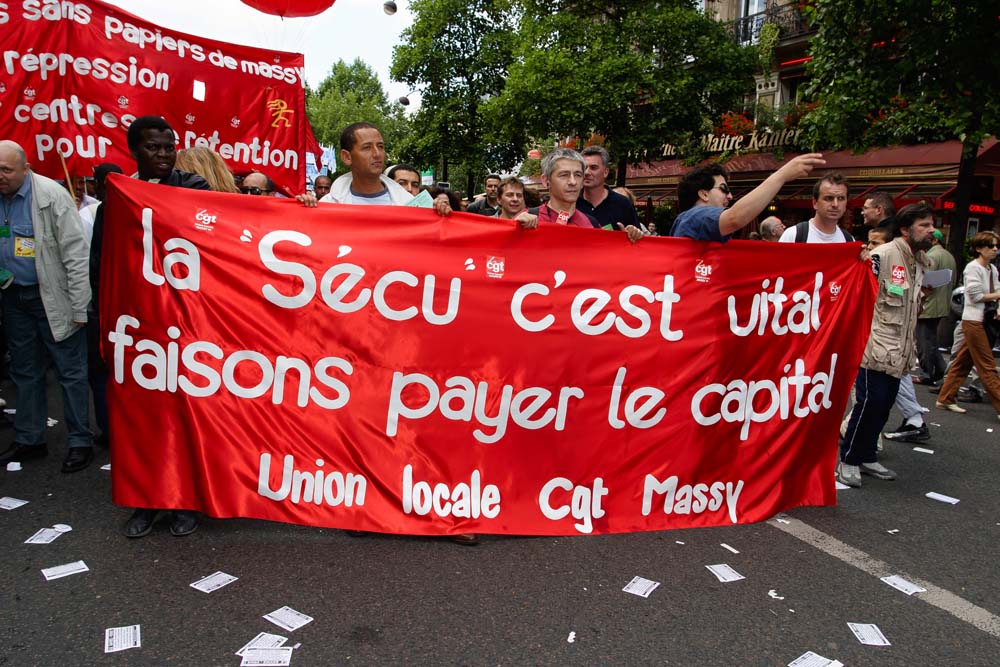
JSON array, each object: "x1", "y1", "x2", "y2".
[{"x1": 2, "y1": 376, "x2": 999, "y2": 666}]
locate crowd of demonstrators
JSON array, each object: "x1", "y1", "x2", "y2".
[
  {"x1": 5, "y1": 113, "x2": 999, "y2": 537},
  {"x1": 936, "y1": 231, "x2": 1000, "y2": 419}
]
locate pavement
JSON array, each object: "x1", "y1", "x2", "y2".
[{"x1": 2, "y1": 376, "x2": 1000, "y2": 666}]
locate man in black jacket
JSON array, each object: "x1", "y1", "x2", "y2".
[{"x1": 90, "y1": 115, "x2": 210, "y2": 539}]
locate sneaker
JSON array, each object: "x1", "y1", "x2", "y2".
[
  {"x1": 836, "y1": 462, "x2": 862, "y2": 488},
  {"x1": 883, "y1": 421, "x2": 930, "y2": 443},
  {"x1": 936, "y1": 401, "x2": 967, "y2": 414},
  {"x1": 860, "y1": 462, "x2": 897, "y2": 480},
  {"x1": 957, "y1": 387, "x2": 983, "y2": 403}
]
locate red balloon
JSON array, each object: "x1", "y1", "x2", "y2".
[{"x1": 239, "y1": 0, "x2": 335, "y2": 17}]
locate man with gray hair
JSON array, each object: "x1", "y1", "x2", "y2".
[
  {"x1": 576, "y1": 146, "x2": 639, "y2": 231},
  {"x1": 759, "y1": 216, "x2": 785, "y2": 241},
  {"x1": 0, "y1": 140, "x2": 93, "y2": 473},
  {"x1": 528, "y1": 148, "x2": 599, "y2": 229},
  {"x1": 528, "y1": 148, "x2": 599, "y2": 227}
]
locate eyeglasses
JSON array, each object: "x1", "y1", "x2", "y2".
[
  {"x1": 240, "y1": 186, "x2": 267, "y2": 196},
  {"x1": 713, "y1": 183, "x2": 731, "y2": 195}
]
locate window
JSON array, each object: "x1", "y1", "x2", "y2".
[{"x1": 743, "y1": 0, "x2": 766, "y2": 16}]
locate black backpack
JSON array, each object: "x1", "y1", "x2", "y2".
[{"x1": 793, "y1": 220, "x2": 854, "y2": 243}]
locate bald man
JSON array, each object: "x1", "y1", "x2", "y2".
[
  {"x1": 759, "y1": 216, "x2": 785, "y2": 242},
  {"x1": 0, "y1": 140, "x2": 93, "y2": 473}
]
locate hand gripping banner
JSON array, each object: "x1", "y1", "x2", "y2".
[
  {"x1": 100, "y1": 177, "x2": 876, "y2": 536},
  {"x1": 0, "y1": 0, "x2": 319, "y2": 193}
]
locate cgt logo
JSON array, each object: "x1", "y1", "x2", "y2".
[
  {"x1": 891, "y1": 265, "x2": 905, "y2": 285},
  {"x1": 829, "y1": 282, "x2": 842, "y2": 301},
  {"x1": 695, "y1": 260, "x2": 712, "y2": 283},
  {"x1": 486, "y1": 256, "x2": 505, "y2": 279},
  {"x1": 194, "y1": 209, "x2": 217, "y2": 231}
]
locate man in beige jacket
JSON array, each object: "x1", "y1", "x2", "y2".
[{"x1": 838, "y1": 202, "x2": 935, "y2": 487}]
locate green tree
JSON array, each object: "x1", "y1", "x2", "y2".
[
  {"x1": 391, "y1": 0, "x2": 522, "y2": 197},
  {"x1": 307, "y1": 59, "x2": 407, "y2": 174},
  {"x1": 485, "y1": 0, "x2": 758, "y2": 184},
  {"x1": 800, "y1": 1, "x2": 1000, "y2": 257}
]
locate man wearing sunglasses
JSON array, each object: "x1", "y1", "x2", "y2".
[
  {"x1": 670, "y1": 153, "x2": 824, "y2": 242},
  {"x1": 240, "y1": 172, "x2": 273, "y2": 196}
]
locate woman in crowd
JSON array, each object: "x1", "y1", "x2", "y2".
[
  {"x1": 936, "y1": 231, "x2": 1000, "y2": 418},
  {"x1": 175, "y1": 147, "x2": 240, "y2": 193}
]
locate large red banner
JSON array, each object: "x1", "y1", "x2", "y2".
[
  {"x1": 101, "y1": 176, "x2": 876, "y2": 536},
  {"x1": 0, "y1": 0, "x2": 319, "y2": 193}
]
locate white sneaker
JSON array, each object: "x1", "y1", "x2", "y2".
[
  {"x1": 860, "y1": 462, "x2": 897, "y2": 480},
  {"x1": 837, "y1": 463, "x2": 862, "y2": 488}
]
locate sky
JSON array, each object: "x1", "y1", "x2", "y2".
[{"x1": 104, "y1": 0, "x2": 420, "y2": 107}]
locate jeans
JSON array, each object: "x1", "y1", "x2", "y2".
[
  {"x1": 917, "y1": 317, "x2": 947, "y2": 382},
  {"x1": 894, "y1": 375, "x2": 923, "y2": 421},
  {"x1": 2, "y1": 284, "x2": 93, "y2": 448},
  {"x1": 841, "y1": 367, "x2": 900, "y2": 465}
]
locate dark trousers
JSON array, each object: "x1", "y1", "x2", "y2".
[
  {"x1": 841, "y1": 368, "x2": 900, "y2": 465},
  {"x1": 917, "y1": 317, "x2": 947, "y2": 382}
]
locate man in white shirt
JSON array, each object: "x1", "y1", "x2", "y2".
[{"x1": 779, "y1": 173, "x2": 854, "y2": 243}]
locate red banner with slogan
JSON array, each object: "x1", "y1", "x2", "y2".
[
  {"x1": 0, "y1": 0, "x2": 319, "y2": 193},
  {"x1": 101, "y1": 176, "x2": 876, "y2": 536}
]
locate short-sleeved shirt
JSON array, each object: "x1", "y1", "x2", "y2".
[
  {"x1": 576, "y1": 187, "x2": 639, "y2": 230},
  {"x1": 670, "y1": 206, "x2": 728, "y2": 243},
  {"x1": 349, "y1": 187, "x2": 393, "y2": 205},
  {"x1": 535, "y1": 203, "x2": 598, "y2": 228}
]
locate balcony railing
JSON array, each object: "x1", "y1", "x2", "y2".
[{"x1": 728, "y1": 3, "x2": 813, "y2": 45}]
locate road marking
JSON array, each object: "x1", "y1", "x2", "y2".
[{"x1": 769, "y1": 515, "x2": 1000, "y2": 639}]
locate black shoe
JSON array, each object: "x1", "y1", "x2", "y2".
[
  {"x1": 169, "y1": 510, "x2": 199, "y2": 537},
  {"x1": 883, "y1": 421, "x2": 930, "y2": 443},
  {"x1": 957, "y1": 386, "x2": 983, "y2": 403},
  {"x1": 0, "y1": 442, "x2": 48, "y2": 464},
  {"x1": 60, "y1": 447, "x2": 93, "y2": 473},
  {"x1": 123, "y1": 508, "x2": 160, "y2": 538},
  {"x1": 450, "y1": 533, "x2": 480, "y2": 546}
]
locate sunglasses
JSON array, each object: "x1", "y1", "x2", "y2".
[
  {"x1": 712, "y1": 183, "x2": 731, "y2": 194},
  {"x1": 240, "y1": 186, "x2": 267, "y2": 196}
]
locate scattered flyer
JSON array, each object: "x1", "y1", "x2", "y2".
[
  {"x1": 236, "y1": 632, "x2": 288, "y2": 656},
  {"x1": 0, "y1": 496, "x2": 29, "y2": 510},
  {"x1": 926, "y1": 492, "x2": 959, "y2": 504},
  {"x1": 720, "y1": 543, "x2": 740, "y2": 554},
  {"x1": 847, "y1": 622, "x2": 891, "y2": 646},
  {"x1": 240, "y1": 647, "x2": 293, "y2": 666},
  {"x1": 835, "y1": 481, "x2": 850, "y2": 490},
  {"x1": 622, "y1": 576, "x2": 661, "y2": 598},
  {"x1": 264, "y1": 606, "x2": 313, "y2": 632},
  {"x1": 788, "y1": 651, "x2": 844, "y2": 667},
  {"x1": 3, "y1": 408, "x2": 15, "y2": 414},
  {"x1": 104, "y1": 625, "x2": 141, "y2": 653},
  {"x1": 25, "y1": 527, "x2": 62, "y2": 544},
  {"x1": 706, "y1": 564, "x2": 745, "y2": 583},
  {"x1": 880, "y1": 575, "x2": 926, "y2": 596},
  {"x1": 190, "y1": 571, "x2": 238, "y2": 593},
  {"x1": 6, "y1": 462, "x2": 21, "y2": 471},
  {"x1": 46, "y1": 417, "x2": 59, "y2": 427},
  {"x1": 41, "y1": 560, "x2": 89, "y2": 581},
  {"x1": 101, "y1": 463, "x2": 111, "y2": 471},
  {"x1": 52, "y1": 524, "x2": 72, "y2": 533},
  {"x1": 912, "y1": 447, "x2": 934, "y2": 454}
]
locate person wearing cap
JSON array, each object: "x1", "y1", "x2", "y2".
[{"x1": 916, "y1": 229, "x2": 957, "y2": 386}]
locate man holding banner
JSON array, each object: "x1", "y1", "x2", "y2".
[{"x1": 90, "y1": 116, "x2": 209, "y2": 538}]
